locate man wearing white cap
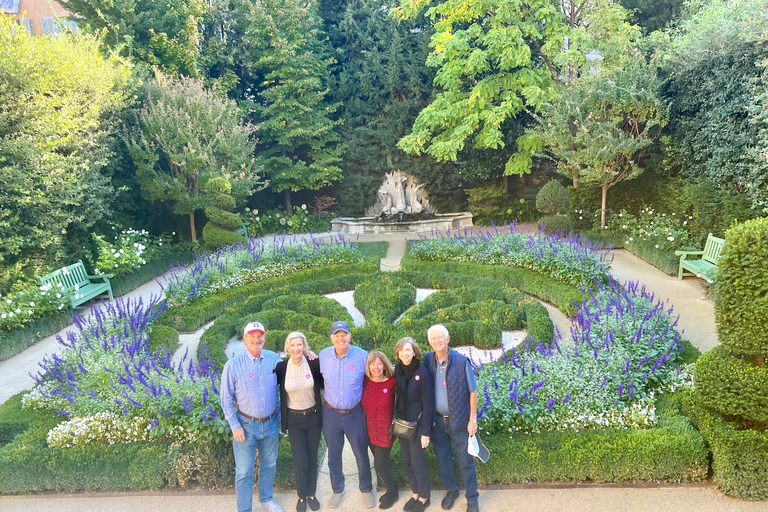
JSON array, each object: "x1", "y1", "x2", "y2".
[{"x1": 221, "y1": 321, "x2": 283, "y2": 512}]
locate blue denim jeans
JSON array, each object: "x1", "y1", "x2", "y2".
[
  {"x1": 233, "y1": 413, "x2": 280, "y2": 512},
  {"x1": 432, "y1": 415, "x2": 479, "y2": 504},
  {"x1": 322, "y1": 405, "x2": 373, "y2": 494}
]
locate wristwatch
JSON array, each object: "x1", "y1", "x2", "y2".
[{"x1": 470, "y1": 418, "x2": 477, "y2": 423}]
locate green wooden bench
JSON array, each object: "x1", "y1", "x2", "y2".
[
  {"x1": 234, "y1": 221, "x2": 249, "y2": 237},
  {"x1": 674, "y1": 233, "x2": 725, "y2": 282},
  {"x1": 39, "y1": 260, "x2": 114, "y2": 308}
]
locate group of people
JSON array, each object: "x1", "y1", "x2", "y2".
[{"x1": 220, "y1": 320, "x2": 481, "y2": 512}]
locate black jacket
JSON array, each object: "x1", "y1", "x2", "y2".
[
  {"x1": 394, "y1": 364, "x2": 434, "y2": 439},
  {"x1": 274, "y1": 357, "x2": 324, "y2": 432}
]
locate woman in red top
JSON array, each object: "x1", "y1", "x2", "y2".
[{"x1": 361, "y1": 350, "x2": 398, "y2": 509}]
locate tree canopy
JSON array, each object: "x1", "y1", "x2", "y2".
[
  {"x1": 0, "y1": 17, "x2": 131, "y2": 271},
  {"x1": 125, "y1": 76, "x2": 261, "y2": 242}
]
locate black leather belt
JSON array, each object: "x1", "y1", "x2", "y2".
[
  {"x1": 289, "y1": 406, "x2": 319, "y2": 416},
  {"x1": 438, "y1": 413, "x2": 450, "y2": 420},
  {"x1": 238, "y1": 409, "x2": 277, "y2": 422},
  {"x1": 324, "y1": 402, "x2": 362, "y2": 415}
]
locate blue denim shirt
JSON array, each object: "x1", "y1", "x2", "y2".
[
  {"x1": 220, "y1": 349, "x2": 281, "y2": 431},
  {"x1": 319, "y1": 344, "x2": 368, "y2": 410}
]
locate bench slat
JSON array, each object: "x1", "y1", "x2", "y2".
[
  {"x1": 677, "y1": 233, "x2": 725, "y2": 281},
  {"x1": 39, "y1": 260, "x2": 113, "y2": 308}
]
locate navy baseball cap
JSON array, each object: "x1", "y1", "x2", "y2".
[{"x1": 331, "y1": 320, "x2": 351, "y2": 335}]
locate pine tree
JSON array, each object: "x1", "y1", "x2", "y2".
[
  {"x1": 334, "y1": 0, "x2": 457, "y2": 213},
  {"x1": 242, "y1": 0, "x2": 342, "y2": 212}
]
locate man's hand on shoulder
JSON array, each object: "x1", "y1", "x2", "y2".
[
  {"x1": 233, "y1": 426, "x2": 245, "y2": 443},
  {"x1": 307, "y1": 350, "x2": 318, "y2": 361}
]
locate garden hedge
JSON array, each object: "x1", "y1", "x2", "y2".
[
  {"x1": 389, "y1": 394, "x2": 707, "y2": 485},
  {"x1": 693, "y1": 217, "x2": 768, "y2": 500},
  {"x1": 0, "y1": 313, "x2": 71, "y2": 362},
  {"x1": 400, "y1": 259, "x2": 583, "y2": 316}
]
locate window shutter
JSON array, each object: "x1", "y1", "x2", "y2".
[
  {"x1": 40, "y1": 17, "x2": 56, "y2": 36},
  {"x1": 0, "y1": 0, "x2": 20, "y2": 15}
]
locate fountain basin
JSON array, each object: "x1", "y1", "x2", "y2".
[{"x1": 332, "y1": 212, "x2": 473, "y2": 235}]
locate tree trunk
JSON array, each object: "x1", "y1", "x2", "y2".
[
  {"x1": 284, "y1": 189, "x2": 292, "y2": 212},
  {"x1": 600, "y1": 183, "x2": 609, "y2": 232},
  {"x1": 189, "y1": 211, "x2": 197, "y2": 243},
  {"x1": 503, "y1": 175, "x2": 509, "y2": 194}
]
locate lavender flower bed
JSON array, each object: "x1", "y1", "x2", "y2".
[
  {"x1": 21, "y1": 296, "x2": 227, "y2": 447},
  {"x1": 475, "y1": 279, "x2": 693, "y2": 434},
  {"x1": 408, "y1": 225, "x2": 613, "y2": 288},
  {"x1": 162, "y1": 233, "x2": 361, "y2": 307}
]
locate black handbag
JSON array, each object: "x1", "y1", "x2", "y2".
[{"x1": 390, "y1": 415, "x2": 419, "y2": 441}]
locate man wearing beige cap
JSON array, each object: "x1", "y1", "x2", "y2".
[{"x1": 221, "y1": 321, "x2": 283, "y2": 512}]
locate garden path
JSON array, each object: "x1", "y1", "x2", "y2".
[{"x1": 1, "y1": 482, "x2": 766, "y2": 511}]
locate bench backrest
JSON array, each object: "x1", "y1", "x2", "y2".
[
  {"x1": 39, "y1": 260, "x2": 91, "y2": 291},
  {"x1": 703, "y1": 234, "x2": 726, "y2": 264}
]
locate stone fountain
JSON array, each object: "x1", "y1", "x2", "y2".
[{"x1": 332, "y1": 170, "x2": 472, "y2": 235}]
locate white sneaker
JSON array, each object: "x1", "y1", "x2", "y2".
[
  {"x1": 328, "y1": 491, "x2": 346, "y2": 509},
  {"x1": 261, "y1": 500, "x2": 283, "y2": 512},
  {"x1": 361, "y1": 491, "x2": 376, "y2": 508}
]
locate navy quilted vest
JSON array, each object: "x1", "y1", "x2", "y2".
[{"x1": 426, "y1": 349, "x2": 470, "y2": 432}]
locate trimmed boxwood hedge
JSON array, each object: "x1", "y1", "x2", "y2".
[
  {"x1": 389, "y1": 393, "x2": 707, "y2": 485},
  {"x1": 400, "y1": 259, "x2": 583, "y2": 316},
  {"x1": 0, "y1": 313, "x2": 72, "y2": 362},
  {"x1": 156, "y1": 262, "x2": 378, "y2": 332},
  {"x1": 695, "y1": 345, "x2": 768, "y2": 427}
]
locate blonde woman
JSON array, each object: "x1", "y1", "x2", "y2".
[
  {"x1": 275, "y1": 332, "x2": 324, "y2": 512},
  {"x1": 361, "y1": 351, "x2": 398, "y2": 509},
  {"x1": 393, "y1": 337, "x2": 434, "y2": 512}
]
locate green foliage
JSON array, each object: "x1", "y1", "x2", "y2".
[
  {"x1": 0, "y1": 314, "x2": 72, "y2": 362},
  {"x1": 465, "y1": 184, "x2": 506, "y2": 222},
  {"x1": 401, "y1": 260, "x2": 583, "y2": 317},
  {"x1": 604, "y1": 207, "x2": 691, "y2": 252},
  {"x1": 540, "y1": 215, "x2": 574, "y2": 234},
  {"x1": 680, "y1": 181, "x2": 760, "y2": 247},
  {"x1": 692, "y1": 216, "x2": 768, "y2": 499},
  {"x1": 244, "y1": 205, "x2": 313, "y2": 236},
  {"x1": 619, "y1": 0, "x2": 685, "y2": 33},
  {"x1": 529, "y1": 56, "x2": 668, "y2": 229},
  {"x1": 536, "y1": 180, "x2": 570, "y2": 215},
  {"x1": 148, "y1": 325, "x2": 180, "y2": 354},
  {"x1": 353, "y1": 274, "x2": 416, "y2": 324},
  {"x1": 622, "y1": 240, "x2": 681, "y2": 276},
  {"x1": 695, "y1": 346, "x2": 768, "y2": 428},
  {"x1": 686, "y1": 395, "x2": 768, "y2": 500},
  {"x1": 665, "y1": 39, "x2": 768, "y2": 210},
  {"x1": 470, "y1": 394, "x2": 707, "y2": 483},
  {"x1": 202, "y1": 178, "x2": 246, "y2": 251},
  {"x1": 126, "y1": 76, "x2": 261, "y2": 243},
  {"x1": 0, "y1": 16, "x2": 131, "y2": 272},
  {"x1": 243, "y1": 0, "x2": 342, "y2": 210},
  {"x1": 110, "y1": 250, "x2": 195, "y2": 297},
  {"x1": 714, "y1": 217, "x2": 768, "y2": 356}
]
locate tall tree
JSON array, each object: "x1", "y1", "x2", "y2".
[
  {"x1": 59, "y1": 0, "x2": 207, "y2": 77},
  {"x1": 394, "y1": 0, "x2": 641, "y2": 179},
  {"x1": 241, "y1": 0, "x2": 343, "y2": 212},
  {"x1": 0, "y1": 16, "x2": 130, "y2": 272},
  {"x1": 333, "y1": 0, "x2": 460, "y2": 213},
  {"x1": 527, "y1": 56, "x2": 668, "y2": 229},
  {"x1": 125, "y1": 76, "x2": 262, "y2": 243}
]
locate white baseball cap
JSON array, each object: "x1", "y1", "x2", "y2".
[{"x1": 243, "y1": 321, "x2": 266, "y2": 336}]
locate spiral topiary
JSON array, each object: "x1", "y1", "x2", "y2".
[
  {"x1": 202, "y1": 177, "x2": 246, "y2": 251},
  {"x1": 693, "y1": 216, "x2": 768, "y2": 499}
]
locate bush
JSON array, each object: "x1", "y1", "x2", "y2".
[
  {"x1": 540, "y1": 215, "x2": 574, "y2": 234},
  {"x1": 148, "y1": 324, "x2": 180, "y2": 354},
  {"x1": 466, "y1": 184, "x2": 506, "y2": 222},
  {"x1": 353, "y1": 274, "x2": 416, "y2": 324},
  {"x1": 695, "y1": 346, "x2": 768, "y2": 427},
  {"x1": 692, "y1": 217, "x2": 768, "y2": 499},
  {"x1": 536, "y1": 180, "x2": 570, "y2": 215},
  {"x1": 714, "y1": 217, "x2": 768, "y2": 356}
]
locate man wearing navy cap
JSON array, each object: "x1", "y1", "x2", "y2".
[
  {"x1": 319, "y1": 320, "x2": 376, "y2": 509},
  {"x1": 220, "y1": 321, "x2": 283, "y2": 512}
]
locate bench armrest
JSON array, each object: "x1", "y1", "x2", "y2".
[
  {"x1": 674, "y1": 250, "x2": 704, "y2": 257},
  {"x1": 87, "y1": 274, "x2": 114, "y2": 281}
]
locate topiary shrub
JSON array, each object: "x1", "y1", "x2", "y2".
[
  {"x1": 202, "y1": 178, "x2": 246, "y2": 251},
  {"x1": 540, "y1": 215, "x2": 574, "y2": 234},
  {"x1": 536, "y1": 180, "x2": 570, "y2": 215},
  {"x1": 693, "y1": 217, "x2": 768, "y2": 500}
]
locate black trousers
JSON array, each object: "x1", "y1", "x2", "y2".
[
  {"x1": 287, "y1": 408, "x2": 322, "y2": 499},
  {"x1": 370, "y1": 443, "x2": 398, "y2": 494},
  {"x1": 400, "y1": 437, "x2": 430, "y2": 499}
]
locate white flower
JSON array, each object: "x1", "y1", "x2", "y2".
[
  {"x1": 1, "y1": 313, "x2": 6, "y2": 319},
  {"x1": 5, "y1": 299, "x2": 11, "y2": 304},
  {"x1": 29, "y1": 302, "x2": 35, "y2": 307},
  {"x1": 301, "y1": 204, "x2": 307, "y2": 210},
  {"x1": 667, "y1": 236, "x2": 674, "y2": 241},
  {"x1": 15, "y1": 308, "x2": 20, "y2": 314},
  {"x1": 8, "y1": 312, "x2": 13, "y2": 317}
]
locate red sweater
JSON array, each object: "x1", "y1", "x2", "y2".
[{"x1": 361, "y1": 377, "x2": 395, "y2": 448}]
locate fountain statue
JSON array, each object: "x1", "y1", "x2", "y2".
[
  {"x1": 332, "y1": 170, "x2": 472, "y2": 234},
  {"x1": 365, "y1": 170, "x2": 433, "y2": 217}
]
